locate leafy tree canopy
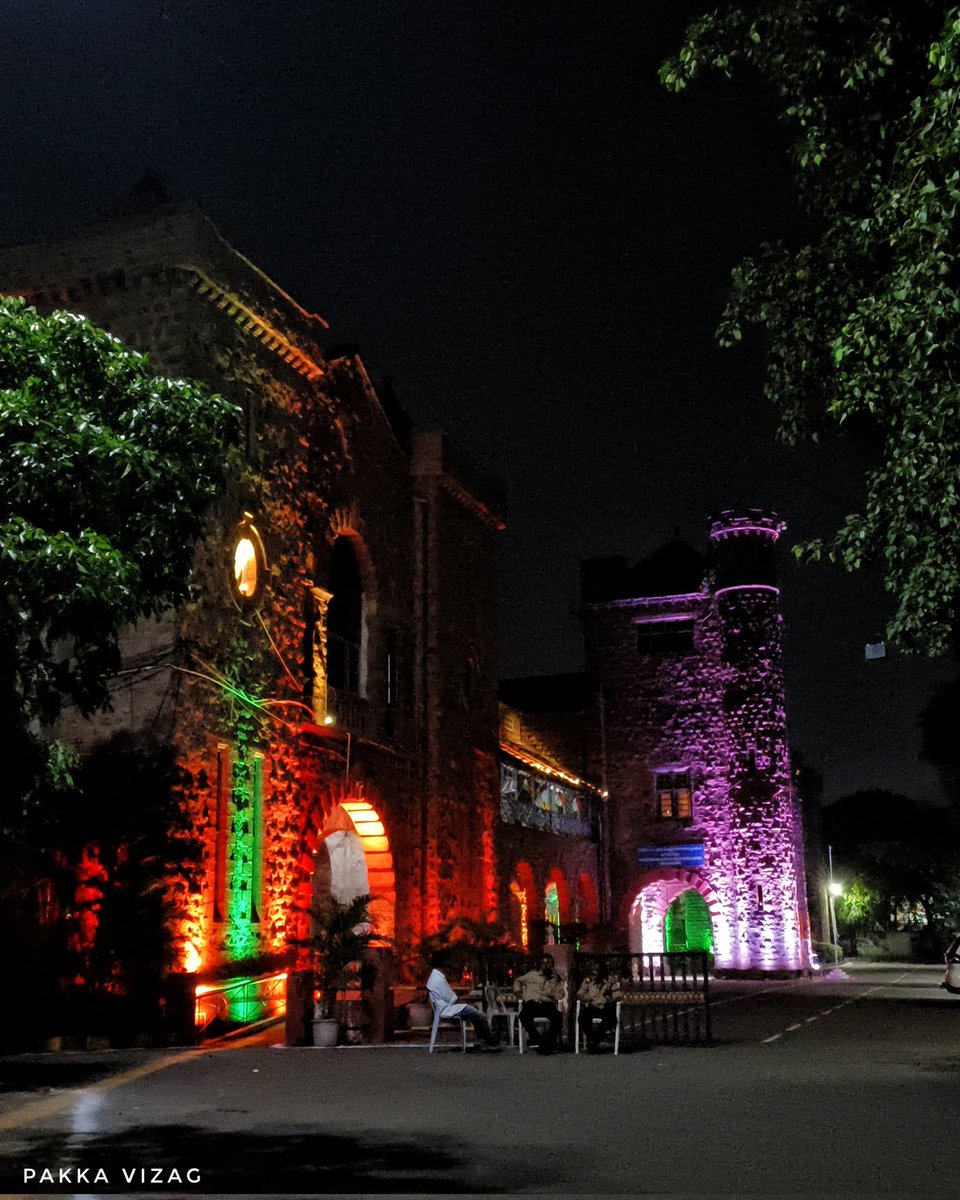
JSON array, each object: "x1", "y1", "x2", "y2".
[
  {"x1": 823, "y1": 789, "x2": 960, "y2": 937},
  {"x1": 663, "y1": 2, "x2": 960, "y2": 654},
  {"x1": 0, "y1": 297, "x2": 240, "y2": 810}
]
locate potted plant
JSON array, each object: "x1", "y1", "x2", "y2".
[{"x1": 306, "y1": 892, "x2": 377, "y2": 1047}]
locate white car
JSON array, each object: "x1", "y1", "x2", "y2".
[{"x1": 943, "y1": 936, "x2": 960, "y2": 994}]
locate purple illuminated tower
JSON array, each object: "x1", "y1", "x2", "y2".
[{"x1": 580, "y1": 508, "x2": 811, "y2": 975}]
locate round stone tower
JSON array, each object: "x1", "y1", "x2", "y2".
[{"x1": 709, "y1": 509, "x2": 809, "y2": 972}]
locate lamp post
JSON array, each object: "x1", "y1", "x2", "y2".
[{"x1": 827, "y1": 844, "x2": 842, "y2": 969}]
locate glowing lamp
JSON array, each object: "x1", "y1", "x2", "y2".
[
  {"x1": 828, "y1": 881, "x2": 843, "y2": 898},
  {"x1": 234, "y1": 538, "x2": 257, "y2": 596},
  {"x1": 230, "y1": 514, "x2": 266, "y2": 605}
]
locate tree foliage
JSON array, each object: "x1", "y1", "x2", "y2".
[
  {"x1": 0, "y1": 298, "x2": 240, "y2": 810},
  {"x1": 823, "y1": 789, "x2": 960, "y2": 942},
  {"x1": 663, "y1": 2, "x2": 960, "y2": 653}
]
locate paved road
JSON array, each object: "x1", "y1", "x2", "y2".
[{"x1": 0, "y1": 962, "x2": 956, "y2": 1198}]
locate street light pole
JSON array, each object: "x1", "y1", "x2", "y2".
[{"x1": 828, "y1": 844, "x2": 841, "y2": 969}]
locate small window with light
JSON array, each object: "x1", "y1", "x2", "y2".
[
  {"x1": 230, "y1": 515, "x2": 266, "y2": 605},
  {"x1": 655, "y1": 770, "x2": 693, "y2": 822}
]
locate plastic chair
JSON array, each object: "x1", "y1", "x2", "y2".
[
  {"x1": 517, "y1": 985, "x2": 567, "y2": 1054},
  {"x1": 483, "y1": 985, "x2": 519, "y2": 1048},
  {"x1": 428, "y1": 999, "x2": 470, "y2": 1053},
  {"x1": 574, "y1": 999, "x2": 621, "y2": 1055}
]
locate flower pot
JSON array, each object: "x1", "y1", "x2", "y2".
[{"x1": 312, "y1": 1018, "x2": 339, "y2": 1047}]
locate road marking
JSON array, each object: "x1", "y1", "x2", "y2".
[
  {"x1": 761, "y1": 967, "x2": 929, "y2": 1044},
  {"x1": 0, "y1": 1042, "x2": 239, "y2": 1134}
]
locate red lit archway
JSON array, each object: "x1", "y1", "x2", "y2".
[
  {"x1": 509, "y1": 861, "x2": 537, "y2": 951},
  {"x1": 292, "y1": 789, "x2": 396, "y2": 945},
  {"x1": 575, "y1": 872, "x2": 601, "y2": 928}
]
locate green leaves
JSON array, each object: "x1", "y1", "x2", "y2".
[
  {"x1": 0, "y1": 297, "x2": 241, "y2": 806},
  {"x1": 665, "y1": 1, "x2": 960, "y2": 654}
]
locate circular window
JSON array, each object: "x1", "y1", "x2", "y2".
[{"x1": 230, "y1": 516, "x2": 266, "y2": 605}]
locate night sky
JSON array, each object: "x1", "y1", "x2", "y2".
[{"x1": 1, "y1": 2, "x2": 952, "y2": 805}]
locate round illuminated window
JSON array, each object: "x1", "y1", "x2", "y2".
[{"x1": 230, "y1": 516, "x2": 266, "y2": 605}]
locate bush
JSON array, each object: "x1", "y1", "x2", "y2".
[{"x1": 813, "y1": 941, "x2": 843, "y2": 966}]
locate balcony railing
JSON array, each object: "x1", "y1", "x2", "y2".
[{"x1": 499, "y1": 792, "x2": 594, "y2": 838}]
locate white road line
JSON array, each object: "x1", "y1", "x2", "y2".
[{"x1": 762, "y1": 966, "x2": 929, "y2": 1044}]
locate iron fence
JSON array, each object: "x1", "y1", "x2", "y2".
[{"x1": 572, "y1": 950, "x2": 712, "y2": 1047}]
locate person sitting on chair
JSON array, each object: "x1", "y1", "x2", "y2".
[
  {"x1": 576, "y1": 959, "x2": 621, "y2": 1052},
  {"x1": 426, "y1": 952, "x2": 499, "y2": 1049},
  {"x1": 514, "y1": 953, "x2": 565, "y2": 1055}
]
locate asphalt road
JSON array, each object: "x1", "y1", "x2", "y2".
[{"x1": 0, "y1": 962, "x2": 956, "y2": 1199}]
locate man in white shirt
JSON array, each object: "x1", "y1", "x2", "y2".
[{"x1": 426, "y1": 952, "x2": 499, "y2": 1049}]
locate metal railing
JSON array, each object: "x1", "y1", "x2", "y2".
[
  {"x1": 194, "y1": 971, "x2": 287, "y2": 1034},
  {"x1": 572, "y1": 951, "x2": 712, "y2": 1046},
  {"x1": 499, "y1": 793, "x2": 594, "y2": 838}
]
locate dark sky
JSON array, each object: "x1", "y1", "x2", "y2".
[{"x1": 1, "y1": 1, "x2": 952, "y2": 804}]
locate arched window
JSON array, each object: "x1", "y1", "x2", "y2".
[
  {"x1": 544, "y1": 882, "x2": 561, "y2": 944},
  {"x1": 327, "y1": 538, "x2": 363, "y2": 694}
]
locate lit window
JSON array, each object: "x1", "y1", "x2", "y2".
[{"x1": 656, "y1": 770, "x2": 693, "y2": 821}]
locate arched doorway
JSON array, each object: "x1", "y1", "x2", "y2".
[
  {"x1": 311, "y1": 828, "x2": 369, "y2": 910},
  {"x1": 510, "y1": 861, "x2": 537, "y2": 951},
  {"x1": 664, "y1": 888, "x2": 715, "y2": 955},
  {"x1": 544, "y1": 869, "x2": 569, "y2": 945},
  {"x1": 624, "y1": 868, "x2": 727, "y2": 963},
  {"x1": 544, "y1": 882, "x2": 561, "y2": 944},
  {"x1": 294, "y1": 795, "x2": 396, "y2": 944}
]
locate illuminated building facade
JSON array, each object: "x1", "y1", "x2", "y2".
[
  {"x1": 0, "y1": 201, "x2": 604, "y2": 1024},
  {"x1": 501, "y1": 515, "x2": 812, "y2": 975},
  {"x1": 578, "y1": 513, "x2": 812, "y2": 974}
]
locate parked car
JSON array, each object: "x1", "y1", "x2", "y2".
[{"x1": 942, "y1": 936, "x2": 960, "y2": 994}]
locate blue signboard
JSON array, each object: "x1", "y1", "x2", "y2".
[{"x1": 636, "y1": 844, "x2": 705, "y2": 869}]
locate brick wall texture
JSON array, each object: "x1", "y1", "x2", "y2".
[{"x1": 0, "y1": 203, "x2": 604, "y2": 989}]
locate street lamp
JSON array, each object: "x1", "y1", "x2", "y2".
[{"x1": 827, "y1": 844, "x2": 842, "y2": 969}]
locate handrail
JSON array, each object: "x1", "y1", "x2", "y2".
[{"x1": 194, "y1": 970, "x2": 287, "y2": 1033}]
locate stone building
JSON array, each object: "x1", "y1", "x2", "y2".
[
  {"x1": 498, "y1": 677, "x2": 606, "y2": 954},
  {"x1": 0, "y1": 201, "x2": 605, "y2": 1022},
  {"x1": 507, "y1": 513, "x2": 813, "y2": 975}
]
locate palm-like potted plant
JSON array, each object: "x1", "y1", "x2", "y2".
[{"x1": 306, "y1": 892, "x2": 376, "y2": 1046}]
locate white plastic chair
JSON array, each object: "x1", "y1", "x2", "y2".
[
  {"x1": 483, "y1": 985, "x2": 519, "y2": 1048},
  {"x1": 428, "y1": 999, "x2": 470, "y2": 1053},
  {"x1": 517, "y1": 984, "x2": 567, "y2": 1054},
  {"x1": 573, "y1": 999, "x2": 622, "y2": 1055}
]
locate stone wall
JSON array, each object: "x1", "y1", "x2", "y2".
[
  {"x1": 577, "y1": 512, "x2": 810, "y2": 973},
  {"x1": 0, "y1": 203, "x2": 504, "y2": 982}
]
